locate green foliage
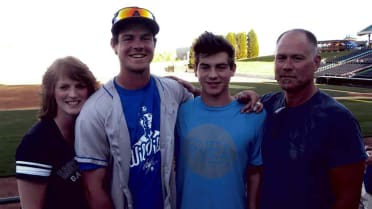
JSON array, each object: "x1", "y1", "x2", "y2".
[
  {"x1": 225, "y1": 32, "x2": 237, "y2": 58},
  {"x1": 247, "y1": 29, "x2": 259, "y2": 58},
  {"x1": 236, "y1": 32, "x2": 247, "y2": 59},
  {"x1": 188, "y1": 38, "x2": 196, "y2": 69},
  {"x1": 153, "y1": 51, "x2": 175, "y2": 62}
]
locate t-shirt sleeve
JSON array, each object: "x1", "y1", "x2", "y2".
[
  {"x1": 75, "y1": 104, "x2": 110, "y2": 170},
  {"x1": 365, "y1": 166, "x2": 372, "y2": 194},
  {"x1": 248, "y1": 110, "x2": 267, "y2": 166},
  {"x1": 16, "y1": 133, "x2": 53, "y2": 182},
  {"x1": 327, "y1": 110, "x2": 367, "y2": 167}
]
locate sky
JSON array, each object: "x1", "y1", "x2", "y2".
[{"x1": 0, "y1": 0, "x2": 371, "y2": 85}]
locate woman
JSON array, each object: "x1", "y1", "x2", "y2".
[{"x1": 15, "y1": 56, "x2": 99, "y2": 209}]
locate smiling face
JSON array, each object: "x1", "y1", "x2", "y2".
[
  {"x1": 274, "y1": 31, "x2": 321, "y2": 94},
  {"x1": 54, "y1": 76, "x2": 89, "y2": 119},
  {"x1": 196, "y1": 52, "x2": 235, "y2": 103},
  {"x1": 112, "y1": 22, "x2": 156, "y2": 75}
]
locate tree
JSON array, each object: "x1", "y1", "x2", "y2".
[
  {"x1": 188, "y1": 38, "x2": 197, "y2": 69},
  {"x1": 247, "y1": 29, "x2": 259, "y2": 58},
  {"x1": 225, "y1": 32, "x2": 237, "y2": 58},
  {"x1": 236, "y1": 32, "x2": 247, "y2": 59},
  {"x1": 153, "y1": 51, "x2": 174, "y2": 62}
]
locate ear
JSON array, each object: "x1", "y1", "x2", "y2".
[
  {"x1": 231, "y1": 63, "x2": 237, "y2": 75},
  {"x1": 313, "y1": 54, "x2": 321, "y2": 71},
  {"x1": 110, "y1": 38, "x2": 118, "y2": 55},
  {"x1": 194, "y1": 64, "x2": 197, "y2": 77}
]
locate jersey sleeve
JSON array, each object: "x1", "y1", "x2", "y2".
[
  {"x1": 75, "y1": 102, "x2": 110, "y2": 170},
  {"x1": 16, "y1": 130, "x2": 53, "y2": 182},
  {"x1": 164, "y1": 77, "x2": 194, "y2": 103}
]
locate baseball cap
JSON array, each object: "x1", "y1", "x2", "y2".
[{"x1": 111, "y1": 6, "x2": 160, "y2": 36}]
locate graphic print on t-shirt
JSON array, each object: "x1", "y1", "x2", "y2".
[
  {"x1": 130, "y1": 106, "x2": 160, "y2": 174},
  {"x1": 184, "y1": 124, "x2": 236, "y2": 178},
  {"x1": 56, "y1": 159, "x2": 82, "y2": 182}
]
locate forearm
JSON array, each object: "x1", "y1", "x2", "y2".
[
  {"x1": 330, "y1": 161, "x2": 365, "y2": 209},
  {"x1": 234, "y1": 90, "x2": 263, "y2": 113},
  {"x1": 247, "y1": 166, "x2": 262, "y2": 209},
  {"x1": 86, "y1": 188, "x2": 114, "y2": 209},
  {"x1": 17, "y1": 179, "x2": 47, "y2": 209},
  {"x1": 332, "y1": 195, "x2": 361, "y2": 209},
  {"x1": 331, "y1": 183, "x2": 363, "y2": 209},
  {"x1": 82, "y1": 168, "x2": 114, "y2": 209}
]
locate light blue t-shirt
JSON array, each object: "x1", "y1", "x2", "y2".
[{"x1": 175, "y1": 97, "x2": 266, "y2": 209}]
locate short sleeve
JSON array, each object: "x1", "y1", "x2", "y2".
[
  {"x1": 75, "y1": 102, "x2": 110, "y2": 169},
  {"x1": 327, "y1": 110, "x2": 367, "y2": 167},
  {"x1": 16, "y1": 127, "x2": 53, "y2": 182},
  {"x1": 248, "y1": 110, "x2": 266, "y2": 166}
]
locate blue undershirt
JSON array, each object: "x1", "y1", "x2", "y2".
[{"x1": 115, "y1": 77, "x2": 163, "y2": 209}]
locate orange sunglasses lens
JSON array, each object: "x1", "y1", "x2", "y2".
[{"x1": 113, "y1": 7, "x2": 155, "y2": 24}]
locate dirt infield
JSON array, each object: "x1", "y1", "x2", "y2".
[{"x1": 0, "y1": 85, "x2": 40, "y2": 110}]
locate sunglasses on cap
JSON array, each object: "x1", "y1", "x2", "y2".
[{"x1": 112, "y1": 7, "x2": 156, "y2": 25}]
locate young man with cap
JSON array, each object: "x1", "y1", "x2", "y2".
[{"x1": 74, "y1": 6, "x2": 194, "y2": 209}]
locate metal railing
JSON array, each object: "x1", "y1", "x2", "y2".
[
  {"x1": 0, "y1": 175, "x2": 20, "y2": 205},
  {"x1": 0, "y1": 196, "x2": 20, "y2": 205}
]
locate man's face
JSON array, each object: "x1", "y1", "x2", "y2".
[
  {"x1": 112, "y1": 23, "x2": 156, "y2": 74},
  {"x1": 196, "y1": 52, "x2": 235, "y2": 98},
  {"x1": 274, "y1": 31, "x2": 320, "y2": 94}
]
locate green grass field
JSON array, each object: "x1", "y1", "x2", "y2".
[
  {"x1": 0, "y1": 82, "x2": 371, "y2": 177},
  {"x1": 236, "y1": 61, "x2": 275, "y2": 76},
  {"x1": 0, "y1": 110, "x2": 38, "y2": 176}
]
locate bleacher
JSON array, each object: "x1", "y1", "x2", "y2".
[
  {"x1": 315, "y1": 49, "x2": 372, "y2": 78},
  {"x1": 315, "y1": 48, "x2": 372, "y2": 87},
  {"x1": 324, "y1": 48, "x2": 371, "y2": 63},
  {"x1": 354, "y1": 67, "x2": 372, "y2": 79},
  {"x1": 316, "y1": 63, "x2": 370, "y2": 77}
]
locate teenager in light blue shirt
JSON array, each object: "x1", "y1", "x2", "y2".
[{"x1": 176, "y1": 31, "x2": 266, "y2": 209}]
